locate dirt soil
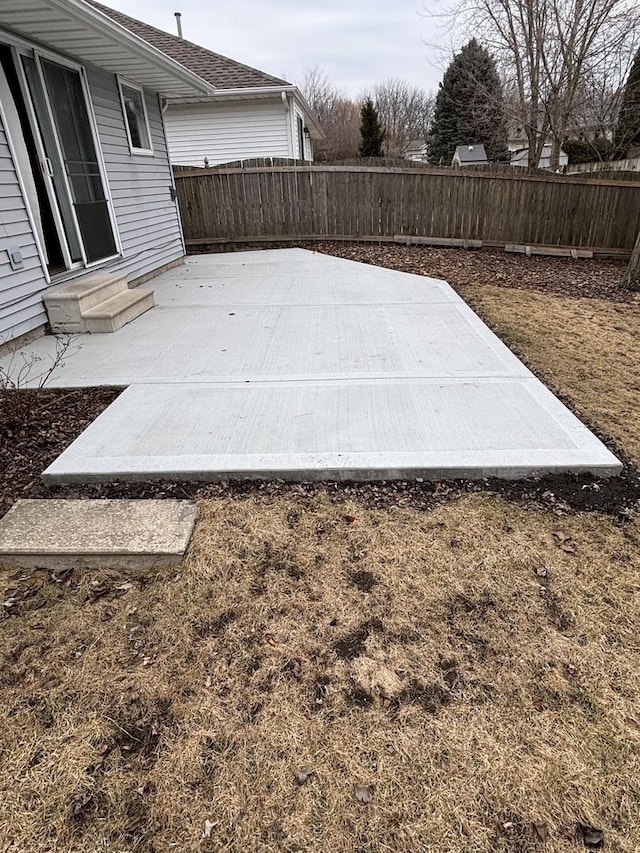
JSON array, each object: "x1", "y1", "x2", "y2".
[{"x1": 1, "y1": 245, "x2": 640, "y2": 851}]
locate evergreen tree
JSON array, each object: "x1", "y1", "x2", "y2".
[
  {"x1": 428, "y1": 39, "x2": 508, "y2": 165},
  {"x1": 616, "y1": 47, "x2": 640, "y2": 157},
  {"x1": 359, "y1": 98, "x2": 385, "y2": 157}
]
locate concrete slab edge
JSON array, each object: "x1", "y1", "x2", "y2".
[
  {"x1": 0, "y1": 553, "x2": 190, "y2": 570},
  {"x1": 42, "y1": 460, "x2": 623, "y2": 486}
]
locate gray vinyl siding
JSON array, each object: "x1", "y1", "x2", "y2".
[
  {"x1": 85, "y1": 65, "x2": 184, "y2": 283},
  {"x1": 0, "y1": 112, "x2": 47, "y2": 345}
]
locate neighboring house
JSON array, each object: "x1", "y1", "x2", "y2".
[
  {"x1": 90, "y1": 3, "x2": 324, "y2": 168},
  {"x1": 452, "y1": 144, "x2": 488, "y2": 167},
  {"x1": 509, "y1": 142, "x2": 569, "y2": 169},
  {"x1": 0, "y1": 0, "x2": 218, "y2": 348},
  {"x1": 404, "y1": 139, "x2": 429, "y2": 162},
  {"x1": 507, "y1": 122, "x2": 569, "y2": 169}
]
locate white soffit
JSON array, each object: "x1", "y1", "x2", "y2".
[{"x1": 0, "y1": 0, "x2": 214, "y2": 97}]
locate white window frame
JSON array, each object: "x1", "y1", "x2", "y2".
[{"x1": 117, "y1": 76, "x2": 153, "y2": 156}]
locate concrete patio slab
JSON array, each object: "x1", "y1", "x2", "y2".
[
  {"x1": 43, "y1": 378, "x2": 621, "y2": 483},
  {"x1": 1, "y1": 248, "x2": 621, "y2": 482},
  {"x1": 0, "y1": 499, "x2": 198, "y2": 569},
  {"x1": 161, "y1": 272, "x2": 458, "y2": 302},
  {"x1": 17, "y1": 302, "x2": 525, "y2": 387}
]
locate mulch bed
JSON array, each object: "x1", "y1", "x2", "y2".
[
  {"x1": 1, "y1": 387, "x2": 638, "y2": 522},
  {"x1": 307, "y1": 242, "x2": 634, "y2": 302}
]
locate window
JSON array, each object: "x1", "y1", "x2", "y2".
[{"x1": 118, "y1": 79, "x2": 152, "y2": 154}]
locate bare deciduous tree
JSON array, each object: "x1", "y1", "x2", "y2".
[
  {"x1": 301, "y1": 68, "x2": 435, "y2": 161},
  {"x1": 365, "y1": 79, "x2": 434, "y2": 156},
  {"x1": 448, "y1": 0, "x2": 640, "y2": 167},
  {"x1": 300, "y1": 66, "x2": 361, "y2": 161},
  {"x1": 301, "y1": 66, "x2": 341, "y2": 122}
]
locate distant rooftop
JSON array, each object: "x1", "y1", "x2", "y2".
[
  {"x1": 453, "y1": 144, "x2": 488, "y2": 163},
  {"x1": 88, "y1": 1, "x2": 291, "y2": 90}
]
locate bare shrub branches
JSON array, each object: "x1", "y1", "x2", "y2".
[{"x1": 0, "y1": 334, "x2": 79, "y2": 391}]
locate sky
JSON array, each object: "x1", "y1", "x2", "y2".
[{"x1": 110, "y1": 0, "x2": 451, "y2": 97}]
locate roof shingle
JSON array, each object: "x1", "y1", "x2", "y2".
[{"x1": 87, "y1": 1, "x2": 291, "y2": 90}]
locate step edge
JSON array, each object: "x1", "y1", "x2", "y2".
[
  {"x1": 83, "y1": 289, "x2": 154, "y2": 318},
  {"x1": 44, "y1": 273, "x2": 129, "y2": 302}
]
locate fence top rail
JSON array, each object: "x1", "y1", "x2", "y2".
[{"x1": 173, "y1": 164, "x2": 640, "y2": 188}]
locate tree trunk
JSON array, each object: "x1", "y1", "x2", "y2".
[
  {"x1": 623, "y1": 228, "x2": 640, "y2": 290},
  {"x1": 550, "y1": 137, "x2": 562, "y2": 170},
  {"x1": 526, "y1": 128, "x2": 544, "y2": 168}
]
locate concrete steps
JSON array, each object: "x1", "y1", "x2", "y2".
[
  {"x1": 83, "y1": 288, "x2": 155, "y2": 333},
  {"x1": 0, "y1": 499, "x2": 198, "y2": 570},
  {"x1": 44, "y1": 272, "x2": 154, "y2": 333}
]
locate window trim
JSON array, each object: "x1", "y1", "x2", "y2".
[{"x1": 117, "y1": 76, "x2": 153, "y2": 156}]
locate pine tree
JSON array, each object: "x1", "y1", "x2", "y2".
[
  {"x1": 428, "y1": 39, "x2": 508, "y2": 165},
  {"x1": 616, "y1": 48, "x2": 640, "y2": 157},
  {"x1": 359, "y1": 98, "x2": 385, "y2": 157}
]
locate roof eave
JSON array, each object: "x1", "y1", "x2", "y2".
[{"x1": 31, "y1": 0, "x2": 216, "y2": 97}]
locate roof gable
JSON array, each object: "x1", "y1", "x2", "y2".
[
  {"x1": 87, "y1": 1, "x2": 291, "y2": 90},
  {"x1": 453, "y1": 144, "x2": 488, "y2": 163}
]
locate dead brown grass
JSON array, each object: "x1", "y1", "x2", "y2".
[
  {"x1": 1, "y1": 493, "x2": 639, "y2": 851},
  {"x1": 457, "y1": 285, "x2": 640, "y2": 464}
]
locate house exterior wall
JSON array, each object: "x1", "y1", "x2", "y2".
[
  {"x1": 84, "y1": 65, "x2": 184, "y2": 283},
  {"x1": 0, "y1": 47, "x2": 184, "y2": 346},
  {"x1": 164, "y1": 97, "x2": 294, "y2": 166},
  {"x1": 509, "y1": 141, "x2": 569, "y2": 169},
  {"x1": 0, "y1": 109, "x2": 47, "y2": 344}
]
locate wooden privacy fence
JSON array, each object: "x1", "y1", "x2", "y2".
[
  {"x1": 567, "y1": 156, "x2": 640, "y2": 175},
  {"x1": 174, "y1": 165, "x2": 640, "y2": 254}
]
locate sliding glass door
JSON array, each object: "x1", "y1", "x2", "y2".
[
  {"x1": 39, "y1": 58, "x2": 116, "y2": 263},
  {"x1": 19, "y1": 52, "x2": 118, "y2": 270}
]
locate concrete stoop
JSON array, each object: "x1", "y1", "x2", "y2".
[
  {"x1": 44, "y1": 272, "x2": 154, "y2": 333},
  {"x1": 0, "y1": 499, "x2": 198, "y2": 570}
]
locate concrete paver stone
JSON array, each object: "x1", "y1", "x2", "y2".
[{"x1": 0, "y1": 499, "x2": 198, "y2": 569}]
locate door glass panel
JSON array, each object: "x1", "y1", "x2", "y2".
[
  {"x1": 39, "y1": 59, "x2": 117, "y2": 263},
  {"x1": 21, "y1": 55, "x2": 83, "y2": 263}
]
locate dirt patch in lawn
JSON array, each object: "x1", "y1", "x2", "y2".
[{"x1": 1, "y1": 492, "x2": 638, "y2": 851}]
